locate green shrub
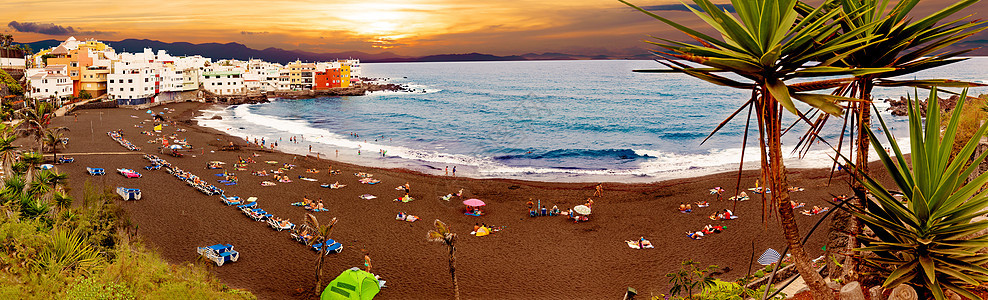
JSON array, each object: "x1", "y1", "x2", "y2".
[
  {"x1": 753, "y1": 270, "x2": 765, "y2": 278},
  {"x1": 0, "y1": 69, "x2": 22, "y2": 96},
  {"x1": 763, "y1": 264, "x2": 774, "y2": 272}
]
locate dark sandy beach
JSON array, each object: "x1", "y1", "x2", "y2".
[{"x1": 49, "y1": 101, "x2": 872, "y2": 299}]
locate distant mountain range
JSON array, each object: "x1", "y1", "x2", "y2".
[{"x1": 14, "y1": 39, "x2": 654, "y2": 63}]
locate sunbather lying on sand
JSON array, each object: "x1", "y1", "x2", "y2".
[
  {"x1": 701, "y1": 224, "x2": 725, "y2": 234},
  {"x1": 626, "y1": 237, "x2": 654, "y2": 249},
  {"x1": 687, "y1": 231, "x2": 704, "y2": 240},
  {"x1": 801, "y1": 206, "x2": 829, "y2": 216},
  {"x1": 695, "y1": 201, "x2": 709, "y2": 208},
  {"x1": 306, "y1": 169, "x2": 320, "y2": 173},
  {"x1": 678, "y1": 203, "x2": 692, "y2": 213},
  {"x1": 790, "y1": 201, "x2": 805, "y2": 209}
]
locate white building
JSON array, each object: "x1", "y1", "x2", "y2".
[
  {"x1": 107, "y1": 60, "x2": 158, "y2": 104},
  {"x1": 202, "y1": 71, "x2": 245, "y2": 95},
  {"x1": 341, "y1": 59, "x2": 361, "y2": 79},
  {"x1": 25, "y1": 66, "x2": 72, "y2": 102}
]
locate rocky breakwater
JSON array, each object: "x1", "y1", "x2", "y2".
[
  {"x1": 270, "y1": 82, "x2": 411, "y2": 99},
  {"x1": 882, "y1": 94, "x2": 971, "y2": 116}
]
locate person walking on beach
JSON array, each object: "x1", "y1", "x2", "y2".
[
  {"x1": 594, "y1": 183, "x2": 603, "y2": 197},
  {"x1": 309, "y1": 145, "x2": 312, "y2": 152},
  {"x1": 364, "y1": 253, "x2": 372, "y2": 272},
  {"x1": 452, "y1": 166, "x2": 456, "y2": 176},
  {"x1": 336, "y1": 149, "x2": 339, "y2": 157},
  {"x1": 445, "y1": 166, "x2": 448, "y2": 176}
]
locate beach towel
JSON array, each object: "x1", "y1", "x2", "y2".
[
  {"x1": 626, "y1": 239, "x2": 654, "y2": 249},
  {"x1": 395, "y1": 195, "x2": 414, "y2": 203},
  {"x1": 299, "y1": 176, "x2": 317, "y2": 181},
  {"x1": 359, "y1": 194, "x2": 377, "y2": 200},
  {"x1": 695, "y1": 202, "x2": 709, "y2": 208},
  {"x1": 440, "y1": 194, "x2": 453, "y2": 201},
  {"x1": 261, "y1": 181, "x2": 277, "y2": 186}
]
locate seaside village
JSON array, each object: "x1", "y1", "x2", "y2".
[{"x1": 20, "y1": 37, "x2": 361, "y2": 106}]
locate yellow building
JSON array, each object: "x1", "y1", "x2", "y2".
[
  {"x1": 337, "y1": 60, "x2": 351, "y2": 88},
  {"x1": 44, "y1": 39, "x2": 114, "y2": 98}
]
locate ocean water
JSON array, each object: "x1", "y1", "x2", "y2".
[{"x1": 195, "y1": 59, "x2": 988, "y2": 182}]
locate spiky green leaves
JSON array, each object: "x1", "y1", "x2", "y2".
[{"x1": 850, "y1": 88, "x2": 988, "y2": 300}]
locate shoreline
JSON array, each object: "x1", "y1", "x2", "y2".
[
  {"x1": 196, "y1": 102, "x2": 884, "y2": 185},
  {"x1": 52, "y1": 101, "x2": 883, "y2": 299}
]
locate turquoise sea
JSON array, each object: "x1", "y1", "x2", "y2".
[{"x1": 195, "y1": 59, "x2": 988, "y2": 182}]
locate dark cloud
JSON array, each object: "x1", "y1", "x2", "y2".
[
  {"x1": 640, "y1": 4, "x2": 735, "y2": 13},
  {"x1": 7, "y1": 21, "x2": 112, "y2": 35},
  {"x1": 240, "y1": 31, "x2": 269, "y2": 35}
]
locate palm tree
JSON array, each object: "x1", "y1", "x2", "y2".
[
  {"x1": 620, "y1": 1, "x2": 892, "y2": 298},
  {"x1": 0, "y1": 130, "x2": 19, "y2": 177},
  {"x1": 17, "y1": 102, "x2": 54, "y2": 153},
  {"x1": 20, "y1": 152, "x2": 45, "y2": 187},
  {"x1": 0, "y1": 34, "x2": 12, "y2": 49},
  {"x1": 41, "y1": 127, "x2": 69, "y2": 162},
  {"x1": 796, "y1": 0, "x2": 986, "y2": 280},
  {"x1": 304, "y1": 214, "x2": 338, "y2": 293},
  {"x1": 427, "y1": 219, "x2": 458, "y2": 300}
]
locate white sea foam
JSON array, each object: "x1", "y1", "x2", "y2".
[{"x1": 197, "y1": 103, "x2": 913, "y2": 183}]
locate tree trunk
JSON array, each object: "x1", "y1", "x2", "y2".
[
  {"x1": 763, "y1": 94, "x2": 831, "y2": 299},
  {"x1": 843, "y1": 79, "x2": 872, "y2": 282},
  {"x1": 449, "y1": 243, "x2": 459, "y2": 300},
  {"x1": 315, "y1": 248, "x2": 325, "y2": 294}
]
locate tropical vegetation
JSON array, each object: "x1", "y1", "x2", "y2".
[
  {"x1": 849, "y1": 88, "x2": 988, "y2": 300},
  {"x1": 623, "y1": 0, "x2": 987, "y2": 298},
  {"x1": 427, "y1": 219, "x2": 459, "y2": 300},
  {"x1": 0, "y1": 115, "x2": 253, "y2": 298},
  {"x1": 797, "y1": 0, "x2": 986, "y2": 281},
  {"x1": 619, "y1": 0, "x2": 896, "y2": 297},
  {"x1": 303, "y1": 213, "x2": 338, "y2": 293}
]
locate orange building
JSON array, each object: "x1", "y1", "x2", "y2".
[
  {"x1": 45, "y1": 39, "x2": 113, "y2": 97},
  {"x1": 314, "y1": 67, "x2": 350, "y2": 90}
]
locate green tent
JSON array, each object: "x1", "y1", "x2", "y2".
[{"x1": 321, "y1": 268, "x2": 381, "y2": 300}]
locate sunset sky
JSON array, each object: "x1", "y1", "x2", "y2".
[{"x1": 3, "y1": 0, "x2": 987, "y2": 56}]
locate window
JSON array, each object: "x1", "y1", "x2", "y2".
[
  {"x1": 109, "y1": 79, "x2": 114, "y2": 83},
  {"x1": 130, "y1": 88, "x2": 134, "y2": 91},
  {"x1": 128, "y1": 79, "x2": 133, "y2": 83}
]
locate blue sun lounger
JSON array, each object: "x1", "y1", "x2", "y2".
[
  {"x1": 196, "y1": 244, "x2": 239, "y2": 266},
  {"x1": 221, "y1": 195, "x2": 241, "y2": 206},
  {"x1": 312, "y1": 239, "x2": 344, "y2": 254},
  {"x1": 87, "y1": 167, "x2": 105, "y2": 176},
  {"x1": 237, "y1": 202, "x2": 256, "y2": 209}
]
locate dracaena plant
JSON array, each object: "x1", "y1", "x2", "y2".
[
  {"x1": 796, "y1": 0, "x2": 986, "y2": 281},
  {"x1": 850, "y1": 88, "x2": 988, "y2": 300},
  {"x1": 620, "y1": 0, "x2": 892, "y2": 298}
]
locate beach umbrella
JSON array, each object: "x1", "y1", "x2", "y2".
[
  {"x1": 463, "y1": 199, "x2": 485, "y2": 206},
  {"x1": 757, "y1": 248, "x2": 782, "y2": 266},
  {"x1": 38, "y1": 164, "x2": 54, "y2": 170},
  {"x1": 169, "y1": 145, "x2": 183, "y2": 149},
  {"x1": 573, "y1": 205, "x2": 591, "y2": 215},
  {"x1": 709, "y1": 187, "x2": 724, "y2": 194}
]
